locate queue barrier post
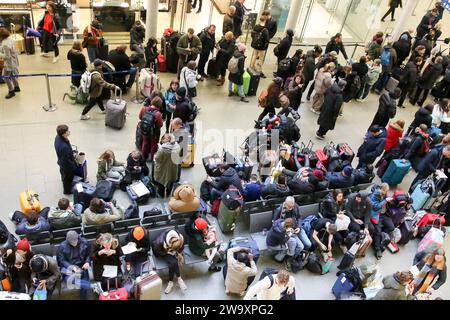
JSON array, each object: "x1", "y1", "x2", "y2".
[{"x1": 42, "y1": 74, "x2": 57, "y2": 112}]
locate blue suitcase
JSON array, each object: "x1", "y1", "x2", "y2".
[
  {"x1": 411, "y1": 183, "x2": 431, "y2": 211},
  {"x1": 72, "y1": 182, "x2": 96, "y2": 208},
  {"x1": 332, "y1": 273, "x2": 355, "y2": 300},
  {"x1": 381, "y1": 159, "x2": 410, "y2": 186}
]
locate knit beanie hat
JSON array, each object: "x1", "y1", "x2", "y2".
[
  {"x1": 194, "y1": 217, "x2": 208, "y2": 231},
  {"x1": 133, "y1": 226, "x2": 145, "y2": 241},
  {"x1": 17, "y1": 238, "x2": 30, "y2": 252},
  {"x1": 29, "y1": 255, "x2": 47, "y2": 273}
]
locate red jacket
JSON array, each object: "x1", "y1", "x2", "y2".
[{"x1": 385, "y1": 123, "x2": 404, "y2": 152}]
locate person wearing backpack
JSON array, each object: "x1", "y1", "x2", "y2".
[
  {"x1": 215, "y1": 31, "x2": 236, "y2": 86},
  {"x1": 244, "y1": 269, "x2": 295, "y2": 300},
  {"x1": 232, "y1": 0, "x2": 246, "y2": 39},
  {"x1": 80, "y1": 59, "x2": 119, "y2": 120},
  {"x1": 138, "y1": 96, "x2": 164, "y2": 161},
  {"x1": 274, "y1": 29, "x2": 293, "y2": 65},
  {"x1": 370, "y1": 89, "x2": 401, "y2": 129},
  {"x1": 410, "y1": 56, "x2": 444, "y2": 107},
  {"x1": 249, "y1": 16, "x2": 270, "y2": 75},
  {"x1": 357, "y1": 125, "x2": 387, "y2": 169},
  {"x1": 225, "y1": 247, "x2": 257, "y2": 297},
  {"x1": 373, "y1": 42, "x2": 397, "y2": 93},
  {"x1": 228, "y1": 43, "x2": 249, "y2": 103}
]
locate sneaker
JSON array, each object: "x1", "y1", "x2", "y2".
[
  {"x1": 315, "y1": 132, "x2": 325, "y2": 140},
  {"x1": 240, "y1": 97, "x2": 249, "y2": 103},
  {"x1": 165, "y1": 281, "x2": 174, "y2": 294},
  {"x1": 5, "y1": 91, "x2": 15, "y2": 99},
  {"x1": 14, "y1": 87, "x2": 20, "y2": 92},
  {"x1": 40, "y1": 52, "x2": 49, "y2": 57},
  {"x1": 80, "y1": 114, "x2": 90, "y2": 120},
  {"x1": 306, "y1": 96, "x2": 311, "y2": 101},
  {"x1": 178, "y1": 278, "x2": 187, "y2": 291},
  {"x1": 52, "y1": 56, "x2": 59, "y2": 63},
  {"x1": 228, "y1": 92, "x2": 235, "y2": 97}
]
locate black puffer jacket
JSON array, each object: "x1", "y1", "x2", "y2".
[
  {"x1": 418, "y1": 62, "x2": 443, "y2": 90},
  {"x1": 410, "y1": 107, "x2": 432, "y2": 130},
  {"x1": 210, "y1": 167, "x2": 243, "y2": 193},
  {"x1": 261, "y1": 183, "x2": 291, "y2": 199},
  {"x1": 321, "y1": 194, "x2": 344, "y2": 221}
]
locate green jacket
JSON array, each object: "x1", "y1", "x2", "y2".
[
  {"x1": 176, "y1": 34, "x2": 202, "y2": 62},
  {"x1": 96, "y1": 159, "x2": 124, "y2": 181},
  {"x1": 153, "y1": 142, "x2": 181, "y2": 188},
  {"x1": 48, "y1": 208, "x2": 82, "y2": 229},
  {"x1": 88, "y1": 65, "x2": 116, "y2": 98},
  {"x1": 82, "y1": 206, "x2": 124, "y2": 225},
  {"x1": 187, "y1": 232, "x2": 206, "y2": 256}
]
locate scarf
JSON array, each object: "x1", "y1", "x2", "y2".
[{"x1": 413, "y1": 263, "x2": 439, "y2": 294}]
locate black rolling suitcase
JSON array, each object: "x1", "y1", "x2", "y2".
[
  {"x1": 25, "y1": 36, "x2": 35, "y2": 54},
  {"x1": 247, "y1": 67, "x2": 261, "y2": 96},
  {"x1": 207, "y1": 57, "x2": 220, "y2": 78},
  {"x1": 398, "y1": 219, "x2": 415, "y2": 245}
]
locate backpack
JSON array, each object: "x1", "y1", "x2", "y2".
[
  {"x1": 380, "y1": 48, "x2": 391, "y2": 67},
  {"x1": 445, "y1": 66, "x2": 450, "y2": 82},
  {"x1": 140, "y1": 107, "x2": 157, "y2": 137},
  {"x1": 228, "y1": 56, "x2": 239, "y2": 74},
  {"x1": 278, "y1": 58, "x2": 292, "y2": 74},
  {"x1": 187, "y1": 100, "x2": 198, "y2": 122},
  {"x1": 80, "y1": 70, "x2": 99, "y2": 94},
  {"x1": 251, "y1": 28, "x2": 266, "y2": 50},
  {"x1": 417, "y1": 136, "x2": 430, "y2": 155},
  {"x1": 258, "y1": 267, "x2": 279, "y2": 289},
  {"x1": 301, "y1": 214, "x2": 318, "y2": 236},
  {"x1": 221, "y1": 187, "x2": 244, "y2": 210},
  {"x1": 305, "y1": 253, "x2": 323, "y2": 274},
  {"x1": 288, "y1": 251, "x2": 309, "y2": 273}
]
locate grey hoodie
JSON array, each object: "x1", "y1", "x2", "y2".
[{"x1": 372, "y1": 274, "x2": 414, "y2": 300}]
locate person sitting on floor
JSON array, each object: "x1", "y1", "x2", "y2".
[
  {"x1": 244, "y1": 270, "x2": 295, "y2": 300},
  {"x1": 29, "y1": 254, "x2": 61, "y2": 299},
  {"x1": 266, "y1": 218, "x2": 303, "y2": 265},
  {"x1": 224, "y1": 247, "x2": 258, "y2": 297},
  {"x1": 96, "y1": 150, "x2": 125, "y2": 185}
]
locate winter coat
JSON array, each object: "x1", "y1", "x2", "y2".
[
  {"x1": 16, "y1": 216, "x2": 51, "y2": 236},
  {"x1": 126, "y1": 153, "x2": 149, "y2": 180},
  {"x1": 321, "y1": 195, "x2": 344, "y2": 221},
  {"x1": 67, "y1": 49, "x2": 87, "y2": 72},
  {"x1": 345, "y1": 192, "x2": 372, "y2": 228},
  {"x1": 371, "y1": 92, "x2": 397, "y2": 128},
  {"x1": 180, "y1": 66, "x2": 198, "y2": 91},
  {"x1": 366, "y1": 63, "x2": 382, "y2": 86},
  {"x1": 326, "y1": 171, "x2": 355, "y2": 189},
  {"x1": 413, "y1": 250, "x2": 447, "y2": 291},
  {"x1": 216, "y1": 37, "x2": 236, "y2": 69},
  {"x1": 54, "y1": 135, "x2": 77, "y2": 173},
  {"x1": 417, "y1": 147, "x2": 442, "y2": 177},
  {"x1": 57, "y1": 235, "x2": 90, "y2": 270},
  {"x1": 272, "y1": 203, "x2": 302, "y2": 227},
  {"x1": 354, "y1": 167, "x2": 375, "y2": 185},
  {"x1": 48, "y1": 207, "x2": 82, "y2": 230},
  {"x1": 144, "y1": 45, "x2": 158, "y2": 68},
  {"x1": 88, "y1": 65, "x2": 116, "y2": 98},
  {"x1": 91, "y1": 239, "x2": 122, "y2": 281},
  {"x1": 37, "y1": 11, "x2": 61, "y2": 34},
  {"x1": 243, "y1": 182, "x2": 262, "y2": 202},
  {"x1": 274, "y1": 36, "x2": 293, "y2": 61},
  {"x1": 225, "y1": 246, "x2": 258, "y2": 294},
  {"x1": 400, "y1": 61, "x2": 420, "y2": 92},
  {"x1": 152, "y1": 229, "x2": 184, "y2": 257},
  {"x1": 410, "y1": 107, "x2": 433, "y2": 130},
  {"x1": 418, "y1": 62, "x2": 443, "y2": 90},
  {"x1": 97, "y1": 158, "x2": 124, "y2": 181},
  {"x1": 266, "y1": 219, "x2": 289, "y2": 247},
  {"x1": 164, "y1": 89, "x2": 177, "y2": 113},
  {"x1": 373, "y1": 274, "x2": 414, "y2": 300},
  {"x1": 369, "y1": 187, "x2": 387, "y2": 224},
  {"x1": 325, "y1": 36, "x2": 348, "y2": 60},
  {"x1": 303, "y1": 50, "x2": 316, "y2": 82},
  {"x1": 357, "y1": 131, "x2": 387, "y2": 164},
  {"x1": 82, "y1": 24, "x2": 102, "y2": 47},
  {"x1": 251, "y1": 24, "x2": 270, "y2": 51},
  {"x1": 29, "y1": 255, "x2": 61, "y2": 294},
  {"x1": 352, "y1": 62, "x2": 369, "y2": 82},
  {"x1": 317, "y1": 82, "x2": 344, "y2": 131},
  {"x1": 130, "y1": 25, "x2": 145, "y2": 47},
  {"x1": 244, "y1": 273, "x2": 295, "y2": 300},
  {"x1": 108, "y1": 49, "x2": 131, "y2": 72},
  {"x1": 385, "y1": 122, "x2": 404, "y2": 152},
  {"x1": 233, "y1": 0, "x2": 245, "y2": 37},
  {"x1": 173, "y1": 97, "x2": 192, "y2": 124},
  {"x1": 389, "y1": 0, "x2": 402, "y2": 8},
  {"x1": 184, "y1": 218, "x2": 207, "y2": 256},
  {"x1": 153, "y1": 142, "x2": 181, "y2": 188},
  {"x1": 261, "y1": 183, "x2": 291, "y2": 199},
  {"x1": 367, "y1": 42, "x2": 382, "y2": 61},
  {"x1": 0, "y1": 37, "x2": 19, "y2": 71},
  {"x1": 314, "y1": 68, "x2": 333, "y2": 95},
  {"x1": 210, "y1": 167, "x2": 244, "y2": 193},
  {"x1": 393, "y1": 39, "x2": 411, "y2": 64},
  {"x1": 416, "y1": 12, "x2": 438, "y2": 39},
  {"x1": 223, "y1": 13, "x2": 234, "y2": 35},
  {"x1": 228, "y1": 50, "x2": 246, "y2": 85},
  {"x1": 3, "y1": 249, "x2": 34, "y2": 293},
  {"x1": 169, "y1": 183, "x2": 200, "y2": 213},
  {"x1": 403, "y1": 132, "x2": 427, "y2": 160},
  {"x1": 176, "y1": 34, "x2": 202, "y2": 62},
  {"x1": 198, "y1": 29, "x2": 216, "y2": 55},
  {"x1": 82, "y1": 206, "x2": 124, "y2": 225}
]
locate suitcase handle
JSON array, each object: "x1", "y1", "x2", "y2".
[{"x1": 112, "y1": 87, "x2": 122, "y2": 102}]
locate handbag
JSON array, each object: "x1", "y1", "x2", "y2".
[{"x1": 417, "y1": 218, "x2": 444, "y2": 252}]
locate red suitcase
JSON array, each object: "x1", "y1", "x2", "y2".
[
  {"x1": 157, "y1": 54, "x2": 167, "y2": 72},
  {"x1": 315, "y1": 149, "x2": 329, "y2": 168},
  {"x1": 99, "y1": 278, "x2": 129, "y2": 300}
]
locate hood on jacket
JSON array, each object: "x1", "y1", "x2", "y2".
[
  {"x1": 382, "y1": 274, "x2": 405, "y2": 291},
  {"x1": 417, "y1": 107, "x2": 431, "y2": 116},
  {"x1": 222, "y1": 167, "x2": 238, "y2": 178},
  {"x1": 160, "y1": 142, "x2": 180, "y2": 152},
  {"x1": 272, "y1": 219, "x2": 285, "y2": 234},
  {"x1": 389, "y1": 122, "x2": 404, "y2": 133}
]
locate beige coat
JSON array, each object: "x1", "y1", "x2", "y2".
[
  {"x1": 314, "y1": 68, "x2": 333, "y2": 95},
  {"x1": 82, "y1": 205, "x2": 123, "y2": 225},
  {"x1": 225, "y1": 247, "x2": 258, "y2": 294}
]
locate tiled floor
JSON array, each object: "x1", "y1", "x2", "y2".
[{"x1": 1, "y1": 40, "x2": 448, "y2": 300}]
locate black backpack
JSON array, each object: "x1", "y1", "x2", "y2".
[
  {"x1": 140, "y1": 108, "x2": 157, "y2": 137},
  {"x1": 288, "y1": 251, "x2": 309, "y2": 273},
  {"x1": 187, "y1": 100, "x2": 199, "y2": 122},
  {"x1": 278, "y1": 58, "x2": 292, "y2": 74},
  {"x1": 251, "y1": 28, "x2": 267, "y2": 50},
  {"x1": 305, "y1": 253, "x2": 323, "y2": 274},
  {"x1": 221, "y1": 187, "x2": 244, "y2": 210}
]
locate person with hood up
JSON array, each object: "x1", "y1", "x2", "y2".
[
  {"x1": 124, "y1": 226, "x2": 151, "y2": 277},
  {"x1": 56, "y1": 231, "x2": 91, "y2": 300},
  {"x1": 369, "y1": 183, "x2": 390, "y2": 260},
  {"x1": 130, "y1": 20, "x2": 145, "y2": 55},
  {"x1": 315, "y1": 79, "x2": 346, "y2": 140},
  {"x1": 326, "y1": 166, "x2": 355, "y2": 189},
  {"x1": 373, "y1": 271, "x2": 415, "y2": 300},
  {"x1": 273, "y1": 29, "x2": 294, "y2": 64},
  {"x1": 410, "y1": 56, "x2": 444, "y2": 107},
  {"x1": 407, "y1": 104, "x2": 433, "y2": 135},
  {"x1": 228, "y1": 42, "x2": 249, "y2": 103},
  {"x1": 325, "y1": 33, "x2": 348, "y2": 60},
  {"x1": 67, "y1": 40, "x2": 87, "y2": 87},
  {"x1": 3, "y1": 238, "x2": 34, "y2": 293},
  {"x1": 397, "y1": 57, "x2": 423, "y2": 108},
  {"x1": 384, "y1": 119, "x2": 405, "y2": 153},
  {"x1": 179, "y1": 60, "x2": 198, "y2": 99},
  {"x1": 153, "y1": 133, "x2": 181, "y2": 198},
  {"x1": 370, "y1": 88, "x2": 402, "y2": 128},
  {"x1": 207, "y1": 165, "x2": 244, "y2": 201},
  {"x1": 357, "y1": 125, "x2": 387, "y2": 169},
  {"x1": 225, "y1": 246, "x2": 257, "y2": 296}
]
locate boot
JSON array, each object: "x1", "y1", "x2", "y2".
[{"x1": 5, "y1": 91, "x2": 15, "y2": 99}]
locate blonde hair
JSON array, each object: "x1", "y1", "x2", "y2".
[
  {"x1": 324, "y1": 62, "x2": 335, "y2": 72},
  {"x1": 225, "y1": 31, "x2": 234, "y2": 41},
  {"x1": 131, "y1": 150, "x2": 142, "y2": 161},
  {"x1": 276, "y1": 270, "x2": 290, "y2": 285},
  {"x1": 96, "y1": 233, "x2": 119, "y2": 249},
  {"x1": 373, "y1": 59, "x2": 381, "y2": 66}
]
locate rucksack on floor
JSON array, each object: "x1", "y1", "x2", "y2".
[
  {"x1": 80, "y1": 70, "x2": 99, "y2": 94},
  {"x1": 380, "y1": 48, "x2": 391, "y2": 66},
  {"x1": 140, "y1": 108, "x2": 157, "y2": 137},
  {"x1": 228, "y1": 56, "x2": 239, "y2": 74}
]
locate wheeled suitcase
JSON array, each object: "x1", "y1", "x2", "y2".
[
  {"x1": 234, "y1": 157, "x2": 254, "y2": 180},
  {"x1": 337, "y1": 143, "x2": 355, "y2": 163},
  {"x1": 234, "y1": 70, "x2": 251, "y2": 96},
  {"x1": 181, "y1": 143, "x2": 195, "y2": 168},
  {"x1": 95, "y1": 180, "x2": 116, "y2": 202},
  {"x1": 385, "y1": 76, "x2": 399, "y2": 92},
  {"x1": 381, "y1": 159, "x2": 410, "y2": 186},
  {"x1": 99, "y1": 278, "x2": 128, "y2": 300},
  {"x1": 157, "y1": 54, "x2": 167, "y2": 72},
  {"x1": 105, "y1": 88, "x2": 127, "y2": 129},
  {"x1": 24, "y1": 36, "x2": 35, "y2": 54},
  {"x1": 332, "y1": 272, "x2": 356, "y2": 300},
  {"x1": 19, "y1": 190, "x2": 41, "y2": 214},
  {"x1": 411, "y1": 182, "x2": 432, "y2": 212},
  {"x1": 134, "y1": 271, "x2": 162, "y2": 300},
  {"x1": 247, "y1": 67, "x2": 261, "y2": 96},
  {"x1": 73, "y1": 182, "x2": 96, "y2": 208},
  {"x1": 217, "y1": 201, "x2": 240, "y2": 233},
  {"x1": 207, "y1": 57, "x2": 220, "y2": 78},
  {"x1": 315, "y1": 149, "x2": 329, "y2": 167},
  {"x1": 10, "y1": 24, "x2": 25, "y2": 54},
  {"x1": 126, "y1": 181, "x2": 151, "y2": 204},
  {"x1": 202, "y1": 154, "x2": 224, "y2": 177}
]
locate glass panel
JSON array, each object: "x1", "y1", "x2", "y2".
[{"x1": 342, "y1": 0, "x2": 384, "y2": 43}]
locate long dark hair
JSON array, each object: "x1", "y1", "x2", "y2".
[{"x1": 266, "y1": 82, "x2": 282, "y2": 108}]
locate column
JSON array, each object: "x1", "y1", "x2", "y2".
[
  {"x1": 284, "y1": 0, "x2": 303, "y2": 32},
  {"x1": 145, "y1": 0, "x2": 159, "y2": 42},
  {"x1": 391, "y1": 0, "x2": 420, "y2": 41}
]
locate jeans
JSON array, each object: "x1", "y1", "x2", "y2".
[
  {"x1": 42, "y1": 30, "x2": 59, "y2": 57},
  {"x1": 297, "y1": 228, "x2": 312, "y2": 250},
  {"x1": 359, "y1": 83, "x2": 372, "y2": 100},
  {"x1": 163, "y1": 254, "x2": 181, "y2": 281},
  {"x1": 381, "y1": 7, "x2": 396, "y2": 20},
  {"x1": 73, "y1": 203, "x2": 84, "y2": 214},
  {"x1": 86, "y1": 45, "x2": 98, "y2": 63},
  {"x1": 4, "y1": 69, "x2": 19, "y2": 93},
  {"x1": 286, "y1": 236, "x2": 303, "y2": 256},
  {"x1": 82, "y1": 96, "x2": 105, "y2": 115},
  {"x1": 126, "y1": 67, "x2": 138, "y2": 88},
  {"x1": 228, "y1": 80, "x2": 245, "y2": 98}
]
